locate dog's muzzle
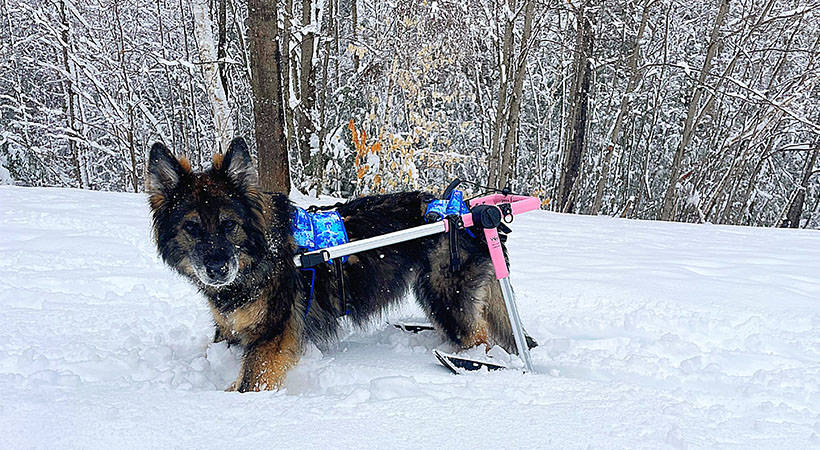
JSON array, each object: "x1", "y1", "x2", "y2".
[{"x1": 193, "y1": 251, "x2": 240, "y2": 287}]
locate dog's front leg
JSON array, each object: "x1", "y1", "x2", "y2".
[{"x1": 229, "y1": 321, "x2": 302, "y2": 392}]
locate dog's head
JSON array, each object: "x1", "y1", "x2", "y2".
[{"x1": 146, "y1": 137, "x2": 268, "y2": 289}]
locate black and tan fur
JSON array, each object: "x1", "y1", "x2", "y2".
[{"x1": 146, "y1": 137, "x2": 530, "y2": 392}]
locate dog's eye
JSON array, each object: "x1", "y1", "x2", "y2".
[
  {"x1": 222, "y1": 219, "x2": 238, "y2": 233},
  {"x1": 183, "y1": 221, "x2": 202, "y2": 236}
]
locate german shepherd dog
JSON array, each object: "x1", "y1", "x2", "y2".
[{"x1": 146, "y1": 137, "x2": 530, "y2": 392}]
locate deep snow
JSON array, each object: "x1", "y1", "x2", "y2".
[{"x1": 1, "y1": 186, "x2": 819, "y2": 449}]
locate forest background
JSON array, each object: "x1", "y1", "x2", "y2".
[{"x1": 1, "y1": 0, "x2": 818, "y2": 228}]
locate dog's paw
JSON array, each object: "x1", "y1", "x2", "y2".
[{"x1": 225, "y1": 381, "x2": 238, "y2": 392}]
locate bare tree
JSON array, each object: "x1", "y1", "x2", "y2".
[
  {"x1": 781, "y1": 148, "x2": 818, "y2": 228},
  {"x1": 2, "y1": 0, "x2": 819, "y2": 228},
  {"x1": 591, "y1": 0, "x2": 653, "y2": 215},
  {"x1": 557, "y1": 1, "x2": 594, "y2": 213},
  {"x1": 497, "y1": 0, "x2": 536, "y2": 190},
  {"x1": 658, "y1": 0, "x2": 729, "y2": 221},
  {"x1": 487, "y1": 0, "x2": 537, "y2": 190},
  {"x1": 58, "y1": 0, "x2": 88, "y2": 189}
]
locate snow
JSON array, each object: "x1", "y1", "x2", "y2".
[
  {"x1": 1, "y1": 186, "x2": 819, "y2": 449},
  {"x1": 0, "y1": 156, "x2": 12, "y2": 185}
]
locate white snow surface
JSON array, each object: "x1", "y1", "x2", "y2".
[{"x1": 1, "y1": 186, "x2": 819, "y2": 449}]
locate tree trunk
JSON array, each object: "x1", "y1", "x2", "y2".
[
  {"x1": 591, "y1": 0, "x2": 650, "y2": 215},
  {"x1": 486, "y1": 0, "x2": 515, "y2": 189},
  {"x1": 112, "y1": 0, "x2": 139, "y2": 192},
  {"x1": 316, "y1": 0, "x2": 335, "y2": 195},
  {"x1": 557, "y1": 4, "x2": 594, "y2": 213},
  {"x1": 217, "y1": 0, "x2": 230, "y2": 100},
  {"x1": 179, "y1": 0, "x2": 202, "y2": 164},
  {"x1": 248, "y1": 0, "x2": 290, "y2": 193},
  {"x1": 297, "y1": 0, "x2": 318, "y2": 172},
  {"x1": 634, "y1": 3, "x2": 670, "y2": 218},
  {"x1": 281, "y1": 0, "x2": 298, "y2": 172},
  {"x1": 192, "y1": 0, "x2": 234, "y2": 152},
  {"x1": 497, "y1": 0, "x2": 535, "y2": 190},
  {"x1": 351, "y1": 0, "x2": 359, "y2": 73},
  {"x1": 58, "y1": 0, "x2": 87, "y2": 189},
  {"x1": 659, "y1": 0, "x2": 729, "y2": 221},
  {"x1": 781, "y1": 148, "x2": 818, "y2": 228}
]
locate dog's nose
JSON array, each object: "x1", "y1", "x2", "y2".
[{"x1": 204, "y1": 253, "x2": 230, "y2": 278}]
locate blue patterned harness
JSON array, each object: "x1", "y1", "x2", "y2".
[
  {"x1": 291, "y1": 207, "x2": 349, "y2": 263},
  {"x1": 291, "y1": 206, "x2": 351, "y2": 317},
  {"x1": 423, "y1": 189, "x2": 470, "y2": 221}
]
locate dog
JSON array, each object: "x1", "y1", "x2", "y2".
[{"x1": 146, "y1": 137, "x2": 531, "y2": 392}]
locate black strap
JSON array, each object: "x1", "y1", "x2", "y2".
[
  {"x1": 446, "y1": 215, "x2": 463, "y2": 272},
  {"x1": 442, "y1": 178, "x2": 461, "y2": 199},
  {"x1": 333, "y1": 258, "x2": 352, "y2": 315}
]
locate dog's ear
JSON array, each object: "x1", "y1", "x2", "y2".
[
  {"x1": 146, "y1": 142, "x2": 189, "y2": 195},
  {"x1": 220, "y1": 137, "x2": 259, "y2": 191}
]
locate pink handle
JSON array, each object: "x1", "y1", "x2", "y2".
[
  {"x1": 468, "y1": 194, "x2": 541, "y2": 215},
  {"x1": 441, "y1": 194, "x2": 540, "y2": 279}
]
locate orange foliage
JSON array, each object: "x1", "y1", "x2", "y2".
[
  {"x1": 349, "y1": 119, "x2": 381, "y2": 180},
  {"x1": 349, "y1": 119, "x2": 417, "y2": 194}
]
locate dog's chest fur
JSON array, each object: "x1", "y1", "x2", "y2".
[{"x1": 209, "y1": 295, "x2": 268, "y2": 345}]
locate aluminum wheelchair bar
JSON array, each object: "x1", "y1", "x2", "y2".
[{"x1": 293, "y1": 221, "x2": 447, "y2": 268}]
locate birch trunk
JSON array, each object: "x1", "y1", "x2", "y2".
[{"x1": 192, "y1": 0, "x2": 234, "y2": 152}]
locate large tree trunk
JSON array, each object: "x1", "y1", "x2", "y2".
[
  {"x1": 557, "y1": 4, "x2": 594, "y2": 213},
  {"x1": 248, "y1": 0, "x2": 290, "y2": 193},
  {"x1": 658, "y1": 0, "x2": 729, "y2": 221}
]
